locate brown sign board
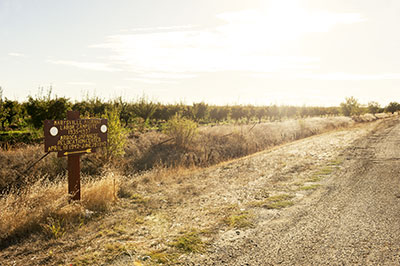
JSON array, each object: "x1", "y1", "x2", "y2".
[{"x1": 44, "y1": 118, "x2": 108, "y2": 157}]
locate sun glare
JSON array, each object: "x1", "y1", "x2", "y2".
[{"x1": 91, "y1": 0, "x2": 364, "y2": 82}]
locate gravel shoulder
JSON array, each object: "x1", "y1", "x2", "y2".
[{"x1": 186, "y1": 117, "x2": 400, "y2": 265}]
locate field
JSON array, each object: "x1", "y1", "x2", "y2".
[
  {"x1": 0, "y1": 112, "x2": 395, "y2": 265},
  {"x1": 1, "y1": 115, "x2": 371, "y2": 192}
]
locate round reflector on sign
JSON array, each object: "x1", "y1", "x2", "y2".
[
  {"x1": 100, "y1": 125, "x2": 107, "y2": 133},
  {"x1": 50, "y1": 127, "x2": 58, "y2": 136}
]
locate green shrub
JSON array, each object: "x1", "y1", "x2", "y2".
[
  {"x1": 191, "y1": 102, "x2": 209, "y2": 122},
  {"x1": 162, "y1": 114, "x2": 197, "y2": 148},
  {"x1": 385, "y1": 102, "x2": 400, "y2": 114},
  {"x1": 131, "y1": 96, "x2": 157, "y2": 123},
  {"x1": 0, "y1": 131, "x2": 40, "y2": 146},
  {"x1": 367, "y1": 101, "x2": 382, "y2": 114},
  {"x1": 104, "y1": 107, "x2": 127, "y2": 159},
  {"x1": 25, "y1": 89, "x2": 70, "y2": 129},
  {"x1": 340, "y1": 97, "x2": 361, "y2": 116}
]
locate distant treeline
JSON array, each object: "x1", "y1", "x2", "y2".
[{"x1": 0, "y1": 88, "x2": 399, "y2": 132}]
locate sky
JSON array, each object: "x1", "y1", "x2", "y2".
[{"x1": 1, "y1": 0, "x2": 399, "y2": 106}]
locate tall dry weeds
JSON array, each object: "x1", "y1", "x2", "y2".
[
  {"x1": 0, "y1": 172, "x2": 120, "y2": 248},
  {"x1": 0, "y1": 115, "x2": 389, "y2": 191},
  {"x1": 0, "y1": 144, "x2": 108, "y2": 193},
  {"x1": 124, "y1": 116, "x2": 356, "y2": 169}
]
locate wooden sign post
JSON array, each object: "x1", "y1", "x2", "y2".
[
  {"x1": 67, "y1": 111, "x2": 81, "y2": 200},
  {"x1": 44, "y1": 111, "x2": 108, "y2": 200}
]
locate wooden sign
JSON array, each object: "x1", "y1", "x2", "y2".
[
  {"x1": 43, "y1": 111, "x2": 108, "y2": 200},
  {"x1": 44, "y1": 116, "x2": 107, "y2": 157}
]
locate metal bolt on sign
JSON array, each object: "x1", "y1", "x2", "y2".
[{"x1": 44, "y1": 111, "x2": 108, "y2": 201}]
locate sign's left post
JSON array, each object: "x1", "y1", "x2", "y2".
[{"x1": 67, "y1": 110, "x2": 81, "y2": 201}]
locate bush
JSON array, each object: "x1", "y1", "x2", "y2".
[
  {"x1": 367, "y1": 101, "x2": 382, "y2": 114},
  {"x1": 385, "y1": 102, "x2": 400, "y2": 114},
  {"x1": 25, "y1": 89, "x2": 70, "y2": 129},
  {"x1": 0, "y1": 131, "x2": 41, "y2": 149},
  {"x1": 340, "y1": 97, "x2": 361, "y2": 116},
  {"x1": 191, "y1": 102, "x2": 209, "y2": 122},
  {"x1": 0, "y1": 99, "x2": 20, "y2": 130},
  {"x1": 104, "y1": 106, "x2": 127, "y2": 160},
  {"x1": 131, "y1": 96, "x2": 157, "y2": 123},
  {"x1": 162, "y1": 114, "x2": 197, "y2": 149}
]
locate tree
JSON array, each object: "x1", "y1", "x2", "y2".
[
  {"x1": 153, "y1": 103, "x2": 169, "y2": 121},
  {"x1": 219, "y1": 106, "x2": 231, "y2": 122},
  {"x1": 385, "y1": 102, "x2": 400, "y2": 114},
  {"x1": 0, "y1": 88, "x2": 6, "y2": 130},
  {"x1": 255, "y1": 107, "x2": 267, "y2": 123},
  {"x1": 72, "y1": 101, "x2": 91, "y2": 117},
  {"x1": 131, "y1": 96, "x2": 156, "y2": 123},
  {"x1": 340, "y1": 97, "x2": 361, "y2": 116},
  {"x1": 245, "y1": 105, "x2": 256, "y2": 124},
  {"x1": 367, "y1": 101, "x2": 382, "y2": 114},
  {"x1": 269, "y1": 105, "x2": 280, "y2": 120},
  {"x1": 286, "y1": 106, "x2": 297, "y2": 118},
  {"x1": 191, "y1": 102, "x2": 209, "y2": 122},
  {"x1": 209, "y1": 106, "x2": 230, "y2": 123},
  {"x1": 25, "y1": 89, "x2": 70, "y2": 128},
  {"x1": 231, "y1": 106, "x2": 245, "y2": 123},
  {"x1": 72, "y1": 95, "x2": 108, "y2": 117},
  {"x1": 2, "y1": 99, "x2": 20, "y2": 129},
  {"x1": 112, "y1": 97, "x2": 134, "y2": 127}
]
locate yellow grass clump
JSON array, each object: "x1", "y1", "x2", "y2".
[
  {"x1": 0, "y1": 172, "x2": 120, "y2": 246},
  {"x1": 81, "y1": 172, "x2": 120, "y2": 212}
]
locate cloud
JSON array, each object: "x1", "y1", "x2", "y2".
[
  {"x1": 92, "y1": 30, "x2": 319, "y2": 73},
  {"x1": 120, "y1": 25, "x2": 197, "y2": 33},
  {"x1": 91, "y1": 3, "x2": 365, "y2": 76},
  {"x1": 136, "y1": 72, "x2": 197, "y2": 79},
  {"x1": 296, "y1": 72, "x2": 400, "y2": 81},
  {"x1": 8, "y1": 52, "x2": 25, "y2": 57},
  {"x1": 47, "y1": 60, "x2": 120, "y2": 72},
  {"x1": 215, "y1": 8, "x2": 364, "y2": 45},
  {"x1": 124, "y1": 77, "x2": 177, "y2": 84},
  {"x1": 124, "y1": 71, "x2": 196, "y2": 84},
  {"x1": 67, "y1": 81, "x2": 96, "y2": 86},
  {"x1": 250, "y1": 72, "x2": 400, "y2": 81}
]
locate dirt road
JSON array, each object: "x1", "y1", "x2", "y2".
[{"x1": 188, "y1": 117, "x2": 400, "y2": 265}]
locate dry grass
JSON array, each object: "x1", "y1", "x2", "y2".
[
  {"x1": 0, "y1": 117, "x2": 387, "y2": 265},
  {"x1": 0, "y1": 115, "x2": 387, "y2": 236},
  {"x1": 0, "y1": 114, "x2": 389, "y2": 248},
  {"x1": 0, "y1": 115, "x2": 388, "y2": 191},
  {"x1": 170, "y1": 229, "x2": 207, "y2": 253},
  {"x1": 249, "y1": 194, "x2": 295, "y2": 209},
  {"x1": 224, "y1": 210, "x2": 254, "y2": 229},
  {"x1": 0, "y1": 172, "x2": 120, "y2": 247},
  {"x1": 123, "y1": 116, "x2": 357, "y2": 171},
  {"x1": 82, "y1": 172, "x2": 119, "y2": 212},
  {"x1": 0, "y1": 144, "x2": 107, "y2": 193}
]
